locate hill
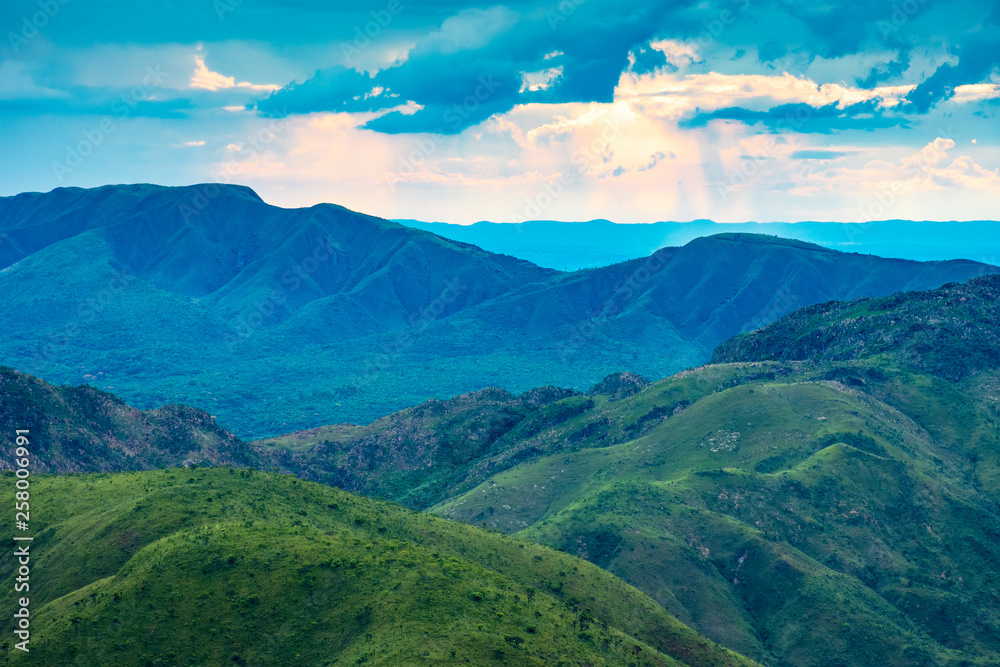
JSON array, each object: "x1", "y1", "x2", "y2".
[
  {"x1": 1, "y1": 184, "x2": 996, "y2": 437},
  {"x1": 4, "y1": 278, "x2": 1000, "y2": 665},
  {"x1": 0, "y1": 366, "x2": 265, "y2": 473},
  {"x1": 0, "y1": 468, "x2": 756, "y2": 666},
  {"x1": 395, "y1": 218, "x2": 1000, "y2": 270},
  {"x1": 711, "y1": 274, "x2": 1000, "y2": 381},
  {"x1": 430, "y1": 360, "x2": 1000, "y2": 666}
]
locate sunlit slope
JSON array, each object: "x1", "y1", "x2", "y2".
[
  {"x1": 0, "y1": 468, "x2": 756, "y2": 667},
  {"x1": 432, "y1": 364, "x2": 1000, "y2": 666}
]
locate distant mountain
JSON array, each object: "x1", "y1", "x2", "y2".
[
  {"x1": 1, "y1": 184, "x2": 996, "y2": 436},
  {"x1": 396, "y1": 218, "x2": 1000, "y2": 270}
]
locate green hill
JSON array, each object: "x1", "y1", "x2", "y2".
[
  {"x1": 0, "y1": 366, "x2": 267, "y2": 473},
  {"x1": 4, "y1": 274, "x2": 1000, "y2": 666},
  {"x1": 0, "y1": 468, "x2": 755, "y2": 667},
  {"x1": 711, "y1": 274, "x2": 1000, "y2": 381},
  {"x1": 430, "y1": 362, "x2": 1000, "y2": 666}
]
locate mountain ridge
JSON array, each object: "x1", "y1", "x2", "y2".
[{"x1": 1, "y1": 183, "x2": 997, "y2": 435}]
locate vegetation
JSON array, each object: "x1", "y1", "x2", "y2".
[
  {"x1": 0, "y1": 469, "x2": 755, "y2": 666},
  {"x1": 712, "y1": 274, "x2": 1000, "y2": 381},
  {"x1": 1, "y1": 184, "x2": 994, "y2": 437},
  {"x1": 431, "y1": 362, "x2": 1000, "y2": 666}
]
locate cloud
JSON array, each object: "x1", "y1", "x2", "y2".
[
  {"x1": 256, "y1": 1, "x2": 684, "y2": 133},
  {"x1": 790, "y1": 149, "x2": 850, "y2": 160},
  {"x1": 790, "y1": 138, "x2": 1000, "y2": 197},
  {"x1": 520, "y1": 67, "x2": 563, "y2": 93},
  {"x1": 418, "y1": 7, "x2": 518, "y2": 55},
  {"x1": 190, "y1": 55, "x2": 280, "y2": 92},
  {"x1": 905, "y1": 41, "x2": 1000, "y2": 112},
  {"x1": 649, "y1": 40, "x2": 699, "y2": 69},
  {"x1": 682, "y1": 101, "x2": 910, "y2": 133},
  {"x1": 0, "y1": 61, "x2": 65, "y2": 100}
]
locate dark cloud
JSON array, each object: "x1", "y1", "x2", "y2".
[
  {"x1": 629, "y1": 44, "x2": 669, "y2": 75},
  {"x1": 256, "y1": 1, "x2": 692, "y2": 132},
  {"x1": 905, "y1": 40, "x2": 1000, "y2": 112},
  {"x1": 790, "y1": 149, "x2": 850, "y2": 160},
  {"x1": 681, "y1": 101, "x2": 910, "y2": 133},
  {"x1": 858, "y1": 54, "x2": 910, "y2": 88}
]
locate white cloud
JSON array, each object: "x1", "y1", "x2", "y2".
[
  {"x1": 418, "y1": 7, "x2": 517, "y2": 55},
  {"x1": 950, "y1": 83, "x2": 1000, "y2": 103},
  {"x1": 649, "y1": 40, "x2": 700, "y2": 69},
  {"x1": 616, "y1": 69, "x2": 915, "y2": 116},
  {"x1": 789, "y1": 138, "x2": 1000, "y2": 198},
  {"x1": 190, "y1": 56, "x2": 280, "y2": 92},
  {"x1": 519, "y1": 67, "x2": 563, "y2": 93}
]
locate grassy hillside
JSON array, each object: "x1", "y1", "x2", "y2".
[
  {"x1": 0, "y1": 468, "x2": 755, "y2": 667},
  {"x1": 429, "y1": 361, "x2": 1000, "y2": 666}
]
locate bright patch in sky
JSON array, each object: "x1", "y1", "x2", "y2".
[{"x1": 0, "y1": 0, "x2": 998, "y2": 222}]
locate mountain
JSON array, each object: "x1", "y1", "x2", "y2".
[
  {"x1": 712, "y1": 274, "x2": 1000, "y2": 381},
  {"x1": 0, "y1": 468, "x2": 756, "y2": 666},
  {"x1": 396, "y1": 218, "x2": 1000, "y2": 271},
  {"x1": 1, "y1": 184, "x2": 996, "y2": 436},
  {"x1": 5, "y1": 274, "x2": 1000, "y2": 665},
  {"x1": 421, "y1": 281, "x2": 1000, "y2": 666},
  {"x1": 0, "y1": 366, "x2": 265, "y2": 473}
]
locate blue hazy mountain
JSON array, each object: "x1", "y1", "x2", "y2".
[
  {"x1": 1, "y1": 183, "x2": 996, "y2": 437},
  {"x1": 396, "y1": 218, "x2": 1000, "y2": 270}
]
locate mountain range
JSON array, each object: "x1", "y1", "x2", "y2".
[
  {"x1": 4, "y1": 275, "x2": 1000, "y2": 666},
  {"x1": 395, "y1": 218, "x2": 1000, "y2": 271},
  {"x1": 1, "y1": 183, "x2": 997, "y2": 437}
]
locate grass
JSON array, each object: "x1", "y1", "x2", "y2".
[
  {"x1": 428, "y1": 362, "x2": 1000, "y2": 666},
  {"x1": 0, "y1": 468, "x2": 757, "y2": 667}
]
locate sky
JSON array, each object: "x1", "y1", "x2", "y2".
[{"x1": 1, "y1": 0, "x2": 998, "y2": 223}]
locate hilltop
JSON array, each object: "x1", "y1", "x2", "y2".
[
  {"x1": 0, "y1": 468, "x2": 755, "y2": 666},
  {"x1": 4, "y1": 276, "x2": 1000, "y2": 665},
  {"x1": 712, "y1": 274, "x2": 1000, "y2": 381},
  {"x1": 396, "y1": 218, "x2": 1000, "y2": 270}
]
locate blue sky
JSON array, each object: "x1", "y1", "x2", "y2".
[{"x1": 1, "y1": 0, "x2": 998, "y2": 222}]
